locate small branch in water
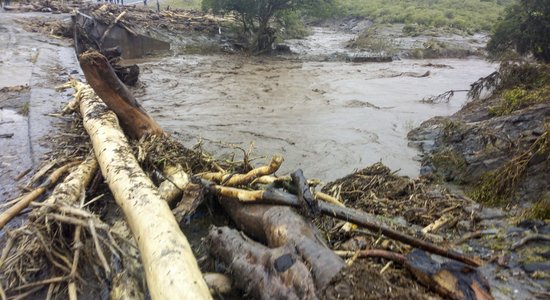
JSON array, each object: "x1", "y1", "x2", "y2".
[{"x1": 421, "y1": 89, "x2": 469, "y2": 104}]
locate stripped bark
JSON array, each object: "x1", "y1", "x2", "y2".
[
  {"x1": 199, "y1": 155, "x2": 283, "y2": 186},
  {"x1": 75, "y1": 80, "x2": 211, "y2": 300},
  {"x1": 0, "y1": 161, "x2": 79, "y2": 230}
]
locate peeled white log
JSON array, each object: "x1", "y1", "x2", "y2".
[{"x1": 74, "y1": 81, "x2": 211, "y2": 300}]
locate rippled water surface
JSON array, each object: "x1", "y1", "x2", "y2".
[{"x1": 134, "y1": 28, "x2": 495, "y2": 182}]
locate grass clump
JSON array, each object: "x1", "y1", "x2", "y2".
[
  {"x1": 431, "y1": 148, "x2": 467, "y2": 181},
  {"x1": 489, "y1": 63, "x2": 550, "y2": 116},
  {"x1": 522, "y1": 194, "x2": 550, "y2": 220},
  {"x1": 163, "y1": 0, "x2": 201, "y2": 10},
  {"x1": 470, "y1": 128, "x2": 550, "y2": 206},
  {"x1": 333, "y1": 0, "x2": 513, "y2": 33},
  {"x1": 19, "y1": 102, "x2": 30, "y2": 116}
]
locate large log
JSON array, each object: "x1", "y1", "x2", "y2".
[
  {"x1": 74, "y1": 80, "x2": 211, "y2": 300},
  {"x1": 79, "y1": 51, "x2": 164, "y2": 139},
  {"x1": 207, "y1": 183, "x2": 482, "y2": 267}
]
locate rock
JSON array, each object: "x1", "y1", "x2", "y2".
[
  {"x1": 409, "y1": 94, "x2": 550, "y2": 203},
  {"x1": 478, "y1": 207, "x2": 507, "y2": 220},
  {"x1": 521, "y1": 263, "x2": 550, "y2": 273},
  {"x1": 456, "y1": 220, "x2": 471, "y2": 232},
  {"x1": 275, "y1": 44, "x2": 291, "y2": 53}
]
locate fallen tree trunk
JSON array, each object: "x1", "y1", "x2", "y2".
[
  {"x1": 74, "y1": 80, "x2": 211, "y2": 300},
  {"x1": 206, "y1": 226, "x2": 318, "y2": 300},
  {"x1": 206, "y1": 183, "x2": 482, "y2": 267},
  {"x1": 79, "y1": 51, "x2": 164, "y2": 139},
  {"x1": 220, "y1": 199, "x2": 346, "y2": 290}
]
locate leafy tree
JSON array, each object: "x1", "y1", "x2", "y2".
[
  {"x1": 202, "y1": 0, "x2": 323, "y2": 52},
  {"x1": 487, "y1": 0, "x2": 550, "y2": 62}
]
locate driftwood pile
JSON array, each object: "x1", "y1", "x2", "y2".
[
  {"x1": 0, "y1": 49, "x2": 494, "y2": 300},
  {"x1": 88, "y1": 4, "x2": 223, "y2": 36}
]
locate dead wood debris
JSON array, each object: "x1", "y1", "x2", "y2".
[{"x1": 0, "y1": 63, "x2": 491, "y2": 299}]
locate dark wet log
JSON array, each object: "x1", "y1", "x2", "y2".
[
  {"x1": 206, "y1": 226, "x2": 317, "y2": 300},
  {"x1": 219, "y1": 198, "x2": 346, "y2": 290},
  {"x1": 206, "y1": 183, "x2": 482, "y2": 267},
  {"x1": 78, "y1": 50, "x2": 164, "y2": 139},
  {"x1": 405, "y1": 250, "x2": 493, "y2": 300},
  {"x1": 98, "y1": 46, "x2": 140, "y2": 86},
  {"x1": 335, "y1": 249, "x2": 493, "y2": 300},
  {"x1": 291, "y1": 169, "x2": 320, "y2": 217}
]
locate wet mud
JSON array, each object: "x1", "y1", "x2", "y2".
[{"x1": 0, "y1": 12, "x2": 82, "y2": 206}]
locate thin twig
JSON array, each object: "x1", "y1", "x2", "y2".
[
  {"x1": 10, "y1": 276, "x2": 68, "y2": 292},
  {"x1": 511, "y1": 234, "x2": 550, "y2": 250},
  {"x1": 88, "y1": 219, "x2": 111, "y2": 276},
  {"x1": 68, "y1": 225, "x2": 82, "y2": 300}
]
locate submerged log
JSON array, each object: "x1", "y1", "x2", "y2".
[
  {"x1": 75, "y1": 80, "x2": 211, "y2": 300},
  {"x1": 79, "y1": 51, "x2": 163, "y2": 139}
]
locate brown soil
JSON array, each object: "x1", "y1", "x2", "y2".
[{"x1": 323, "y1": 261, "x2": 437, "y2": 300}]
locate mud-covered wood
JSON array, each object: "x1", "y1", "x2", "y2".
[
  {"x1": 75, "y1": 80, "x2": 211, "y2": 300},
  {"x1": 206, "y1": 226, "x2": 317, "y2": 300},
  {"x1": 207, "y1": 183, "x2": 482, "y2": 267},
  {"x1": 219, "y1": 198, "x2": 346, "y2": 290},
  {"x1": 79, "y1": 51, "x2": 163, "y2": 139},
  {"x1": 405, "y1": 250, "x2": 493, "y2": 300}
]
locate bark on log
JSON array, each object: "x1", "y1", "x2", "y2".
[
  {"x1": 206, "y1": 226, "x2": 317, "y2": 300},
  {"x1": 405, "y1": 250, "x2": 493, "y2": 300},
  {"x1": 207, "y1": 183, "x2": 482, "y2": 267},
  {"x1": 79, "y1": 51, "x2": 164, "y2": 139},
  {"x1": 75, "y1": 80, "x2": 211, "y2": 300},
  {"x1": 219, "y1": 198, "x2": 346, "y2": 290}
]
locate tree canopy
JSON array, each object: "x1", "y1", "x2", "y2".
[
  {"x1": 202, "y1": 0, "x2": 323, "y2": 52},
  {"x1": 487, "y1": 0, "x2": 550, "y2": 62}
]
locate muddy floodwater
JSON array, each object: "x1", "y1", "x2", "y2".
[{"x1": 135, "y1": 55, "x2": 494, "y2": 181}]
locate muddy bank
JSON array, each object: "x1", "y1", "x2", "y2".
[
  {"x1": 0, "y1": 12, "x2": 83, "y2": 206},
  {"x1": 133, "y1": 55, "x2": 495, "y2": 182},
  {"x1": 290, "y1": 18, "x2": 487, "y2": 61},
  {"x1": 408, "y1": 64, "x2": 550, "y2": 206}
]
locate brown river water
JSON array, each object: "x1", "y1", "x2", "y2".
[{"x1": 134, "y1": 55, "x2": 495, "y2": 182}]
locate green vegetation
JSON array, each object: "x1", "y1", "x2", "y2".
[
  {"x1": 488, "y1": 63, "x2": 550, "y2": 116},
  {"x1": 20, "y1": 102, "x2": 30, "y2": 116},
  {"x1": 202, "y1": 0, "x2": 321, "y2": 52},
  {"x1": 487, "y1": 0, "x2": 550, "y2": 62},
  {"x1": 326, "y1": 0, "x2": 513, "y2": 33},
  {"x1": 163, "y1": 0, "x2": 202, "y2": 10},
  {"x1": 522, "y1": 193, "x2": 550, "y2": 220}
]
